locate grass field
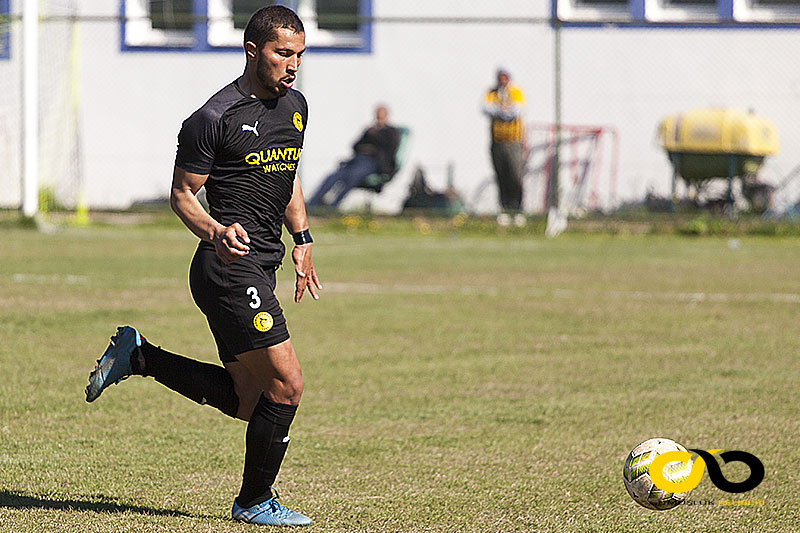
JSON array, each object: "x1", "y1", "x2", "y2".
[{"x1": 1, "y1": 219, "x2": 799, "y2": 532}]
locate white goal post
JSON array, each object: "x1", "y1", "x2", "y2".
[
  {"x1": 2, "y1": 0, "x2": 83, "y2": 219},
  {"x1": 22, "y1": 0, "x2": 37, "y2": 217}
]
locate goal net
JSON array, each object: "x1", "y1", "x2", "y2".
[
  {"x1": 526, "y1": 122, "x2": 619, "y2": 217},
  {"x1": 0, "y1": 0, "x2": 82, "y2": 215},
  {"x1": 469, "y1": 121, "x2": 619, "y2": 219}
]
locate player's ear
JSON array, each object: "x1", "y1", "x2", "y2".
[{"x1": 244, "y1": 41, "x2": 258, "y2": 60}]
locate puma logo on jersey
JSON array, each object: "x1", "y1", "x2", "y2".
[{"x1": 242, "y1": 121, "x2": 259, "y2": 137}]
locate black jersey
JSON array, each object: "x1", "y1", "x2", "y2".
[{"x1": 176, "y1": 80, "x2": 308, "y2": 267}]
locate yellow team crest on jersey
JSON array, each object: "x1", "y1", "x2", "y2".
[
  {"x1": 253, "y1": 312, "x2": 274, "y2": 332},
  {"x1": 293, "y1": 112, "x2": 303, "y2": 132}
]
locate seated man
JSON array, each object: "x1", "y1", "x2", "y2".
[{"x1": 308, "y1": 105, "x2": 402, "y2": 207}]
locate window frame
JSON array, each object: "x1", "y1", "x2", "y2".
[
  {"x1": 555, "y1": 0, "x2": 800, "y2": 24},
  {"x1": 297, "y1": 0, "x2": 369, "y2": 51},
  {"x1": 121, "y1": 0, "x2": 372, "y2": 53},
  {"x1": 645, "y1": 0, "x2": 719, "y2": 22},
  {"x1": 1, "y1": 0, "x2": 10, "y2": 60},
  {"x1": 733, "y1": 0, "x2": 800, "y2": 22},
  {"x1": 122, "y1": 0, "x2": 196, "y2": 49},
  {"x1": 556, "y1": 0, "x2": 631, "y2": 23}
]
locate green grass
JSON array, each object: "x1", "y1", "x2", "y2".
[{"x1": 1, "y1": 223, "x2": 798, "y2": 532}]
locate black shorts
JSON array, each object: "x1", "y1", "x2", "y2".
[{"x1": 189, "y1": 245, "x2": 290, "y2": 363}]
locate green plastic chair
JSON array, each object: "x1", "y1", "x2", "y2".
[{"x1": 358, "y1": 126, "x2": 411, "y2": 193}]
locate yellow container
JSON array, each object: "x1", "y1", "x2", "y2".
[
  {"x1": 659, "y1": 108, "x2": 778, "y2": 182},
  {"x1": 659, "y1": 108, "x2": 778, "y2": 157}
]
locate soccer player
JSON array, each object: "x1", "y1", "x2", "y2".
[{"x1": 84, "y1": 5, "x2": 320, "y2": 527}]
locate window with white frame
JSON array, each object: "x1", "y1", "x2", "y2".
[
  {"x1": 124, "y1": 0, "x2": 195, "y2": 48},
  {"x1": 733, "y1": 0, "x2": 800, "y2": 22},
  {"x1": 1, "y1": 0, "x2": 10, "y2": 59},
  {"x1": 208, "y1": 0, "x2": 268, "y2": 47},
  {"x1": 645, "y1": 0, "x2": 718, "y2": 22},
  {"x1": 124, "y1": 0, "x2": 370, "y2": 51},
  {"x1": 210, "y1": 0, "x2": 365, "y2": 48},
  {"x1": 300, "y1": 0, "x2": 364, "y2": 47},
  {"x1": 557, "y1": 0, "x2": 800, "y2": 22},
  {"x1": 557, "y1": 0, "x2": 630, "y2": 22}
]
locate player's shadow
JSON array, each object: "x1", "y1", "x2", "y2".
[{"x1": 0, "y1": 489, "x2": 212, "y2": 519}]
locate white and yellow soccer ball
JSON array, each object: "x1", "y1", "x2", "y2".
[{"x1": 623, "y1": 437, "x2": 693, "y2": 510}]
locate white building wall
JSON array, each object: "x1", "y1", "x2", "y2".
[{"x1": 2, "y1": 0, "x2": 799, "y2": 212}]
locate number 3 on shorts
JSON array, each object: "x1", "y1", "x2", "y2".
[{"x1": 246, "y1": 286, "x2": 261, "y2": 309}]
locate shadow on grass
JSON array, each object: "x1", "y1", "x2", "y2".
[{"x1": 0, "y1": 489, "x2": 214, "y2": 519}]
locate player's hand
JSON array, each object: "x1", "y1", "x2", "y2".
[
  {"x1": 213, "y1": 222, "x2": 250, "y2": 264},
  {"x1": 292, "y1": 243, "x2": 322, "y2": 302}
]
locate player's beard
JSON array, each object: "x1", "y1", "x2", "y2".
[{"x1": 256, "y1": 55, "x2": 287, "y2": 98}]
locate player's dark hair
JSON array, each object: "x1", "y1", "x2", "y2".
[{"x1": 244, "y1": 5, "x2": 304, "y2": 50}]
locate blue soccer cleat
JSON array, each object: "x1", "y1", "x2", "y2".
[
  {"x1": 85, "y1": 326, "x2": 144, "y2": 403},
  {"x1": 232, "y1": 489, "x2": 313, "y2": 527}
]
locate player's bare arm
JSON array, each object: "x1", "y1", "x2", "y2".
[
  {"x1": 170, "y1": 165, "x2": 251, "y2": 264},
  {"x1": 284, "y1": 176, "x2": 321, "y2": 302}
]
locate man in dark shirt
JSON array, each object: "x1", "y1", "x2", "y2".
[
  {"x1": 308, "y1": 105, "x2": 401, "y2": 207},
  {"x1": 83, "y1": 6, "x2": 320, "y2": 527}
]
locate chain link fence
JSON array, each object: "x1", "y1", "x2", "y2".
[{"x1": 1, "y1": 1, "x2": 799, "y2": 217}]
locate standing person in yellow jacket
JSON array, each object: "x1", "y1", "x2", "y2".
[{"x1": 482, "y1": 68, "x2": 527, "y2": 227}]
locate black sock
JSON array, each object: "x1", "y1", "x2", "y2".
[
  {"x1": 134, "y1": 340, "x2": 240, "y2": 418},
  {"x1": 237, "y1": 395, "x2": 298, "y2": 508}
]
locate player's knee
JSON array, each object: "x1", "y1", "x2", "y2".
[{"x1": 282, "y1": 374, "x2": 304, "y2": 405}]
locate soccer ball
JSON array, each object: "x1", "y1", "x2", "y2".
[{"x1": 623, "y1": 437, "x2": 693, "y2": 510}]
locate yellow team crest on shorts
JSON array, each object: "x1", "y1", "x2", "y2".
[
  {"x1": 293, "y1": 112, "x2": 303, "y2": 132},
  {"x1": 253, "y1": 312, "x2": 274, "y2": 332}
]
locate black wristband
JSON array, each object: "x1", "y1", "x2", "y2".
[{"x1": 292, "y1": 229, "x2": 313, "y2": 245}]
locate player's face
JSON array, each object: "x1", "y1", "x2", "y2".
[{"x1": 256, "y1": 28, "x2": 306, "y2": 97}]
